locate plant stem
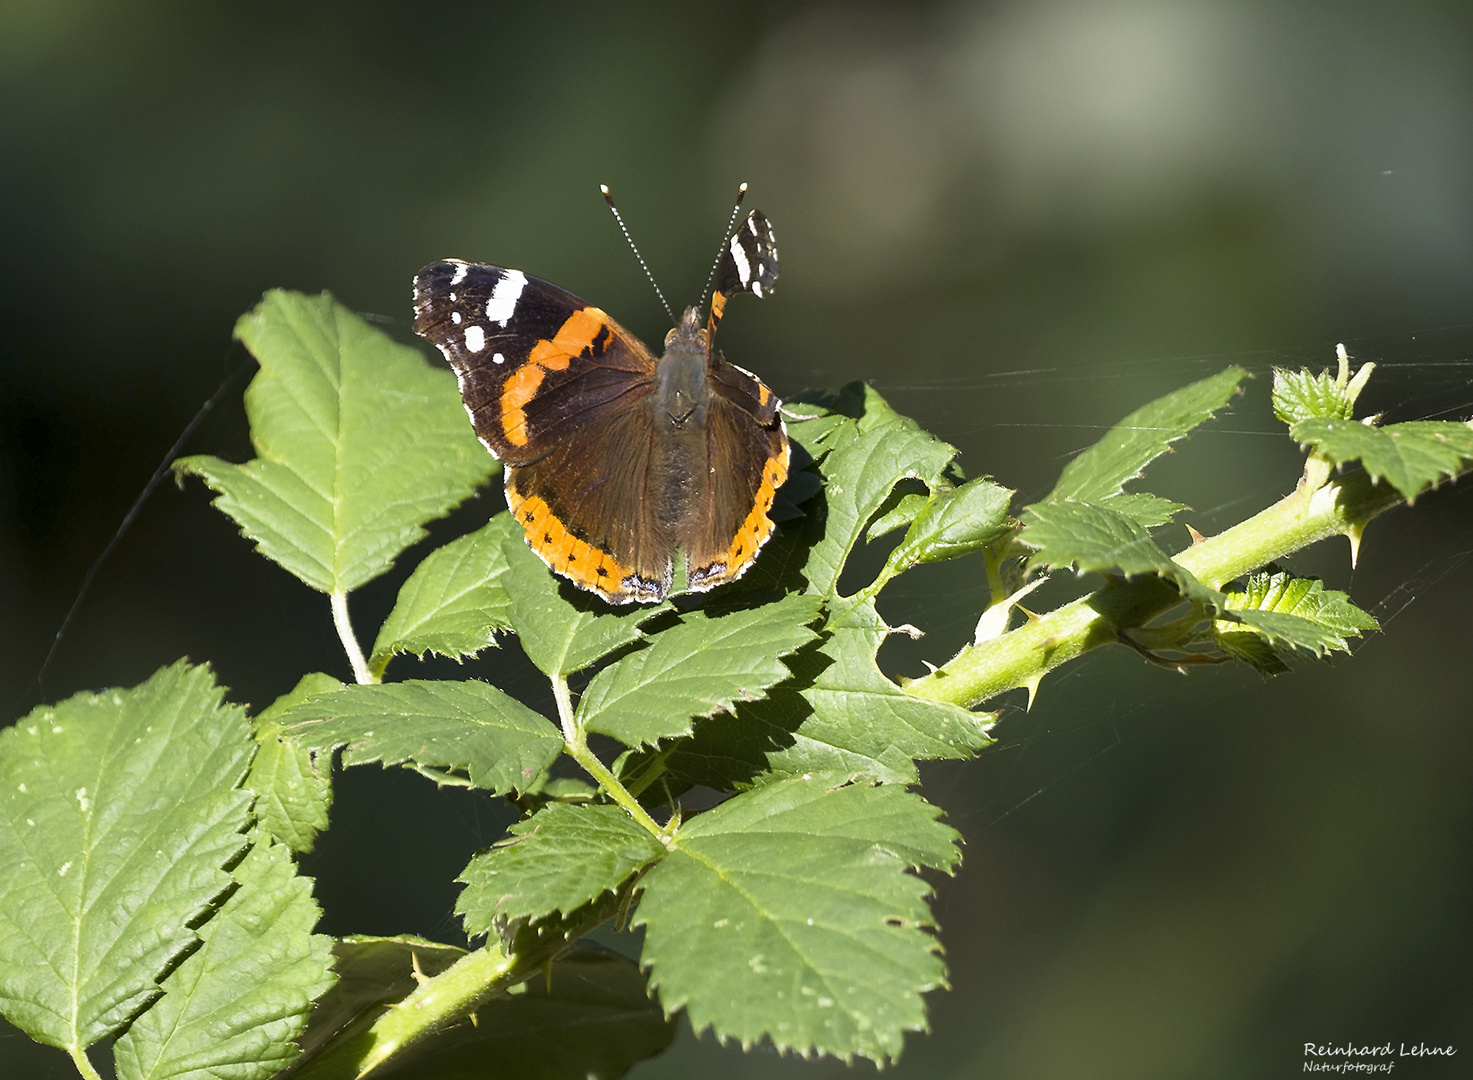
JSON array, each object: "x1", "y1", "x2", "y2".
[
  {"x1": 291, "y1": 897, "x2": 620, "y2": 1080},
  {"x1": 330, "y1": 590, "x2": 375, "y2": 685},
  {"x1": 904, "y1": 469, "x2": 1406, "y2": 710},
  {"x1": 553, "y1": 676, "x2": 672, "y2": 845},
  {"x1": 67, "y1": 1046, "x2": 102, "y2": 1080},
  {"x1": 292, "y1": 945, "x2": 517, "y2": 1080}
]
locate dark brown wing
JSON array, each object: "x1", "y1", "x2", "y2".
[
  {"x1": 412, "y1": 261, "x2": 657, "y2": 464},
  {"x1": 504, "y1": 403, "x2": 676, "y2": 604},
  {"x1": 684, "y1": 358, "x2": 790, "y2": 592}
]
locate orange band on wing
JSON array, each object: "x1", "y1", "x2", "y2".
[
  {"x1": 505, "y1": 486, "x2": 634, "y2": 597},
  {"x1": 723, "y1": 445, "x2": 789, "y2": 571},
  {"x1": 690, "y1": 441, "x2": 790, "y2": 591},
  {"x1": 500, "y1": 307, "x2": 611, "y2": 446}
]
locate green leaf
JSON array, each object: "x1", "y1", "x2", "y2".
[
  {"x1": 278, "y1": 681, "x2": 561, "y2": 795},
  {"x1": 296, "y1": 936, "x2": 465, "y2": 1063},
  {"x1": 1022, "y1": 500, "x2": 1221, "y2": 606},
  {"x1": 1272, "y1": 367, "x2": 1354, "y2": 424},
  {"x1": 175, "y1": 290, "x2": 494, "y2": 594},
  {"x1": 798, "y1": 384, "x2": 957, "y2": 597},
  {"x1": 636, "y1": 778, "x2": 959, "y2": 1064},
  {"x1": 370, "y1": 517, "x2": 515, "y2": 673},
  {"x1": 457, "y1": 804, "x2": 666, "y2": 933},
  {"x1": 1291, "y1": 417, "x2": 1473, "y2": 501},
  {"x1": 1041, "y1": 366, "x2": 1245, "y2": 524},
  {"x1": 1215, "y1": 630, "x2": 1291, "y2": 676},
  {"x1": 661, "y1": 601, "x2": 994, "y2": 788},
  {"x1": 1101, "y1": 491, "x2": 1190, "y2": 529},
  {"x1": 1221, "y1": 570, "x2": 1378, "y2": 657},
  {"x1": 499, "y1": 517, "x2": 668, "y2": 677},
  {"x1": 371, "y1": 948, "x2": 675, "y2": 1080},
  {"x1": 865, "y1": 489, "x2": 930, "y2": 544},
  {"x1": 0, "y1": 662, "x2": 254, "y2": 1052},
  {"x1": 882, "y1": 477, "x2": 1013, "y2": 574},
  {"x1": 112, "y1": 839, "x2": 336, "y2": 1080},
  {"x1": 577, "y1": 594, "x2": 824, "y2": 748},
  {"x1": 248, "y1": 673, "x2": 339, "y2": 853},
  {"x1": 783, "y1": 389, "x2": 859, "y2": 452}
]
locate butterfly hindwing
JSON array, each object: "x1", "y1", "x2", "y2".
[{"x1": 686, "y1": 358, "x2": 789, "y2": 591}]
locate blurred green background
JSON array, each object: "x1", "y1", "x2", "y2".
[{"x1": 3, "y1": 1, "x2": 1470, "y2": 1076}]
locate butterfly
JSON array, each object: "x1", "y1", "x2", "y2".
[{"x1": 411, "y1": 209, "x2": 787, "y2": 604}]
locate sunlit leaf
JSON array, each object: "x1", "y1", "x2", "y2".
[
  {"x1": 637, "y1": 778, "x2": 959, "y2": 1064},
  {"x1": 113, "y1": 839, "x2": 335, "y2": 1080},
  {"x1": 278, "y1": 681, "x2": 561, "y2": 795},
  {"x1": 1292, "y1": 417, "x2": 1473, "y2": 501},
  {"x1": 0, "y1": 663, "x2": 253, "y2": 1052},
  {"x1": 458, "y1": 804, "x2": 665, "y2": 932},
  {"x1": 176, "y1": 290, "x2": 493, "y2": 593},
  {"x1": 371, "y1": 516, "x2": 515, "y2": 671}
]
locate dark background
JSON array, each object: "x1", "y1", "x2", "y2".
[{"x1": 3, "y1": 2, "x2": 1471, "y2": 1077}]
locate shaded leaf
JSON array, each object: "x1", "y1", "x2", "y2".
[
  {"x1": 1023, "y1": 500, "x2": 1221, "y2": 607},
  {"x1": 374, "y1": 948, "x2": 675, "y2": 1080},
  {"x1": 636, "y1": 778, "x2": 958, "y2": 1064},
  {"x1": 457, "y1": 804, "x2": 665, "y2": 933},
  {"x1": 113, "y1": 839, "x2": 335, "y2": 1080},
  {"x1": 248, "y1": 673, "x2": 339, "y2": 853},
  {"x1": 1291, "y1": 417, "x2": 1473, "y2": 502},
  {"x1": 578, "y1": 594, "x2": 824, "y2": 748},
  {"x1": 1215, "y1": 630, "x2": 1291, "y2": 676},
  {"x1": 0, "y1": 662, "x2": 253, "y2": 1051},
  {"x1": 175, "y1": 290, "x2": 493, "y2": 593},
  {"x1": 278, "y1": 681, "x2": 561, "y2": 795},
  {"x1": 371, "y1": 517, "x2": 515, "y2": 672}
]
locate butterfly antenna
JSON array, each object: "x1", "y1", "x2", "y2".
[
  {"x1": 601, "y1": 184, "x2": 676, "y2": 325},
  {"x1": 699, "y1": 182, "x2": 748, "y2": 310}
]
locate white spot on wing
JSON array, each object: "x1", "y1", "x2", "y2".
[
  {"x1": 486, "y1": 269, "x2": 527, "y2": 327},
  {"x1": 464, "y1": 325, "x2": 486, "y2": 352},
  {"x1": 729, "y1": 233, "x2": 752, "y2": 284},
  {"x1": 450, "y1": 263, "x2": 468, "y2": 285},
  {"x1": 493, "y1": 352, "x2": 506, "y2": 365},
  {"x1": 450, "y1": 311, "x2": 462, "y2": 324}
]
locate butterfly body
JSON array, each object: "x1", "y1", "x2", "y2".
[{"x1": 412, "y1": 210, "x2": 787, "y2": 604}]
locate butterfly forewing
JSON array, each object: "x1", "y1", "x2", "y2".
[{"x1": 413, "y1": 261, "x2": 658, "y2": 464}]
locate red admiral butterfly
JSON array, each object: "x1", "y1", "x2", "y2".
[{"x1": 412, "y1": 207, "x2": 788, "y2": 604}]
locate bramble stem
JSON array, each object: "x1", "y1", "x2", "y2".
[
  {"x1": 293, "y1": 945, "x2": 517, "y2": 1079},
  {"x1": 291, "y1": 896, "x2": 621, "y2": 1080},
  {"x1": 330, "y1": 590, "x2": 375, "y2": 686},
  {"x1": 904, "y1": 469, "x2": 1407, "y2": 709}
]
